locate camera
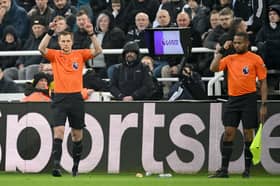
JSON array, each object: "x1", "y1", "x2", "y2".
[{"x1": 181, "y1": 63, "x2": 194, "y2": 79}]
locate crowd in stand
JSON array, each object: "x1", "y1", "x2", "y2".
[{"x1": 0, "y1": 0, "x2": 279, "y2": 100}]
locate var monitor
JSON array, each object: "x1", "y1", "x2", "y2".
[{"x1": 144, "y1": 27, "x2": 191, "y2": 57}]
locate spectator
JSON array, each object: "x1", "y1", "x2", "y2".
[
  {"x1": 113, "y1": 0, "x2": 129, "y2": 29},
  {"x1": 153, "y1": 0, "x2": 185, "y2": 27},
  {"x1": 73, "y1": 9, "x2": 92, "y2": 49},
  {"x1": 0, "y1": 25, "x2": 22, "y2": 70},
  {"x1": 92, "y1": 10, "x2": 125, "y2": 78},
  {"x1": 47, "y1": 15, "x2": 69, "y2": 49},
  {"x1": 154, "y1": 8, "x2": 175, "y2": 28},
  {"x1": 183, "y1": 0, "x2": 210, "y2": 35},
  {"x1": 111, "y1": 0, "x2": 121, "y2": 18},
  {"x1": 3, "y1": 17, "x2": 47, "y2": 80},
  {"x1": 27, "y1": 0, "x2": 56, "y2": 26},
  {"x1": 255, "y1": 4, "x2": 280, "y2": 92},
  {"x1": 89, "y1": 0, "x2": 112, "y2": 23},
  {"x1": 52, "y1": 0, "x2": 77, "y2": 30},
  {"x1": 21, "y1": 72, "x2": 51, "y2": 102},
  {"x1": 0, "y1": 0, "x2": 30, "y2": 42},
  {"x1": 168, "y1": 63, "x2": 207, "y2": 101},
  {"x1": 199, "y1": 9, "x2": 220, "y2": 77},
  {"x1": 0, "y1": 64, "x2": 19, "y2": 93},
  {"x1": 75, "y1": 0, "x2": 93, "y2": 21},
  {"x1": 17, "y1": 0, "x2": 35, "y2": 12},
  {"x1": 203, "y1": 7, "x2": 234, "y2": 50},
  {"x1": 201, "y1": 9, "x2": 220, "y2": 41},
  {"x1": 256, "y1": 4, "x2": 280, "y2": 70},
  {"x1": 200, "y1": 0, "x2": 216, "y2": 9},
  {"x1": 140, "y1": 55, "x2": 163, "y2": 100},
  {"x1": 126, "y1": 12, "x2": 150, "y2": 48},
  {"x1": 219, "y1": 17, "x2": 248, "y2": 57},
  {"x1": 110, "y1": 41, "x2": 154, "y2": 101},
  {"x1": 212, "y1": 0, "x2": 231, "y2": 11},
  {"x1": 117, "y1": 0, "x2": 160, "y2": 32}
]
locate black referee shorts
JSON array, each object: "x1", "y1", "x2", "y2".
[
  {"x1": 222, "y1": 92, "x2": 258, "y2": 129},
  {"x1": 51, "y1": 92, "x2": 85, "y2": 129}
]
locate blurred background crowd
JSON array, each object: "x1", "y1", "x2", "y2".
[{"x1": 0, "y1": 0, "x2": 279, "y2": 100}]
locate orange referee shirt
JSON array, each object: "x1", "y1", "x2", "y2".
[
  {"x1": 44, "y1": 49, "x2": 93, "y2": 93},
  {"x1": 219, "y1": 51, "x2": 267, "y2": 96}
]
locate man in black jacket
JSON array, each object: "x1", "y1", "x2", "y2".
[{"x1": 110, "y1": 41, "x2": 154, "y2": 101}]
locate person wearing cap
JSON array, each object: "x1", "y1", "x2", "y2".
[
  {"x1": 110, "y1": 41, "x2": 154, "y2": 101},
  {"x1": 3, "y1": 16, "x2": 47, "y2": 80},
  {"x1": 21, "y1": 72, "x2": 51, "y2": 102},
  {"x1": 255, "y1": 3, "x2": 280, "y2": 91}
]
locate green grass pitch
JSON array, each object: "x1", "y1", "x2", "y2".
[{"x1": 0, "y1": 172, "x2": 279, "y2": 186}]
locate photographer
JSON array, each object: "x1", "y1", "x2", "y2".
[{"x1": 168, "y1": 64, "x2": 207, "y2": 101}]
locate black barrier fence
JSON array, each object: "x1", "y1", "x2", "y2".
[{"x1": 0, "y1": 102, "x2": 279, "y2": 174}]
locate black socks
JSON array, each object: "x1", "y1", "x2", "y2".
[
  {"x1": 52, "y1": 138, "x2": 63, "y2": 169},
  {"x1": 244, "y1": 141, "x2": 253, "y2": 171},
  {"x1": 221, "y1": 141, "x2": 233, "y2": 171},
  {"x1": 72, "y1": 140, "x2": 83, "y2": 166}
]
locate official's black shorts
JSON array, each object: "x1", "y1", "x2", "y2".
[
  {"x1": 51, "y1": 92, "x2": 85, "y2": 129},
  {"x1": 222, "y1": 92, "x2": 258, "y2": 129}
]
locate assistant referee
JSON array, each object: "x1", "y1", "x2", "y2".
[{"x1": 209, "y1": 32, "x2": 267, "y2": 178}]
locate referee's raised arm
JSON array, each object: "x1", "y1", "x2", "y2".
[
  {"x1": 210, "y1": 50, "x2": 223, "y2": 72},
  {"x1": 38, "y1": 20, "x2": 56, "y2": 55}
]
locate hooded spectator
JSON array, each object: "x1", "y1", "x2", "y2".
[
  {"x1": 110, "y1": 41, "x2": 154, "y2": 100},
  {"x1": 0, "y1": 25, "x2": 22, "y2": 70}
]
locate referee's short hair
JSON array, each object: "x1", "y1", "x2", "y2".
[
  {"x1": 234, "y1": 32, "x2": 249, "y2": 41},
  {"x1": 58, "y1": 30, "x2": 74, "y2": 40}
]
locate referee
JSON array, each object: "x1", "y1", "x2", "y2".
[
  {"x1": 209, "y1": 32, "x2": 267, "y2": 178},
  {"x1": 38, "y1": 18, "x2": 102, "y2": 177}
]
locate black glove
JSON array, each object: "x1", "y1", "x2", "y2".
[{"x1": 218, "y1": 47, "x2": 227, "y2": 56}]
